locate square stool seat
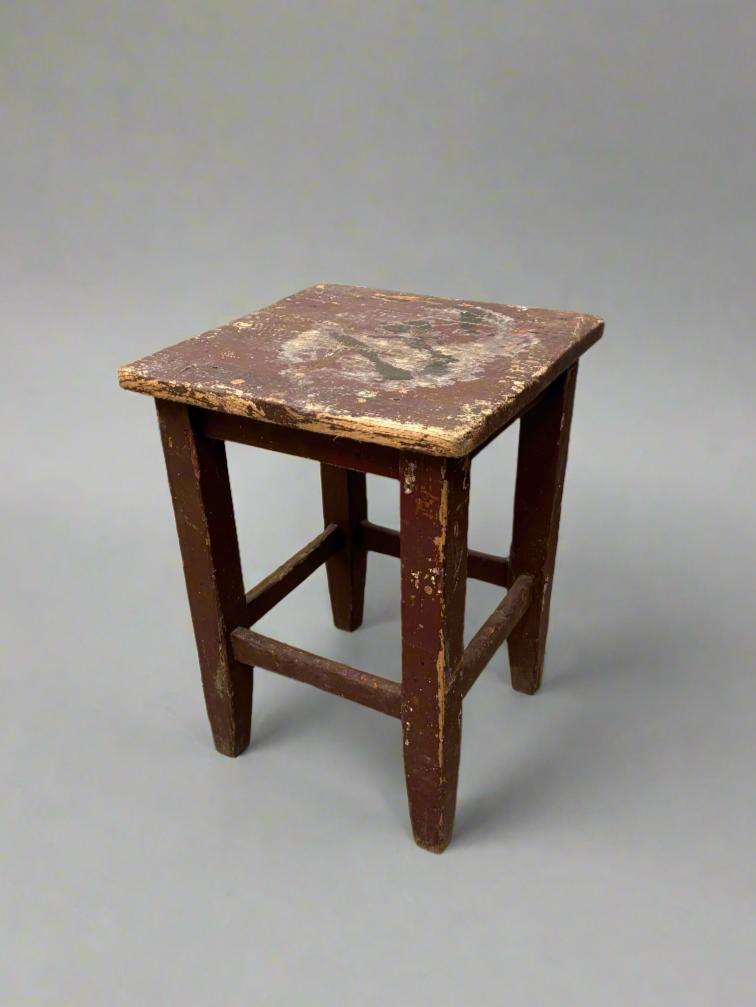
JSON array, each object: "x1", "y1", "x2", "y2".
[
  {"x1": 119, "y1": 283, "x2": 603, "y2": 852},
  {"x1": 119, "y1": 283, "x2": 602, "y2": 456}
]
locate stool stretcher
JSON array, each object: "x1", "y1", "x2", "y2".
[
  {"x1": 455, "y1": 575, "x2": 534, "y2": 697},
  {"x1": 245, "y1": 523, "x2": 343, "y2": 624},
  {"x1": 231, "y1": 628, "x2": 402, "y2": 718}
]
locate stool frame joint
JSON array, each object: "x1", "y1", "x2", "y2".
[
  {"x1": 360, "y1": 519, "x2": 512, "y2": 588},
  {"x1": 453, "y1": 574, "x2": 535, "y2": 698}
]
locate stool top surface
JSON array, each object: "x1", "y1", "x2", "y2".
[{"x1": 119, "y1": 284, "x2": 603, "y2": 456}]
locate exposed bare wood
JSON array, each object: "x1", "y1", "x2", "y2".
[
  {"x1": 400, "y1": 454, "x2": 469, "y2": 852},
  {"x1": 245, "y1": 524, "x2": 343, "y2": 625},
  {"x1": 361, "y1": 520, "x2": 511, "y2": 587},
  {"x1": 231, "y1": 628, "x2": 401, "y2": 718},
  {"x1": 467, "y1": 412, "x2": 519, "y2": 458},
  {"x1": 456, "y1": 575, "x2": 534, "y2": 698},
  {"x1": 119, "y1": 283, "x2": 603, "y2": 456}
]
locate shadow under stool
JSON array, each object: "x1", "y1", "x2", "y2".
[{"x1": 118, "y1": 283, "x2": 603, "y2": 852}]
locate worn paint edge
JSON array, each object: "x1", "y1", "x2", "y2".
[{"x1": 117, "y1": 319, "x2": 603, "y2": 458}]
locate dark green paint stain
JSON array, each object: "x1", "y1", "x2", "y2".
[
  {"x1": 459, "y1": 308, "x2": 485, "y2": 330},
  {"x1": 383, "y1": 320, "x2": 432, "y2": 334},
  {"x1": 331, "y1": 331, "x2": 413, "y2": 380},
  {"x1": 326, "y1": 320, "x2": 463, "y2": 383}
]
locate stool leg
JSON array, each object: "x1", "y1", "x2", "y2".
[
  {"x1": 156, "y1": 400, "x2": 252, "y2": 756},
  {"x1": 320, "y1": 465, "x2": 367, "y2": 631},
  {"x1": 400, "y1": 454, "x2": 469, "y2": 852},
  {"x1": 507, "y1": 364, "x2": 577, "y2": 695}
]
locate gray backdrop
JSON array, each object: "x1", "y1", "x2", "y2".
[{"x1": 2, "y1": 2, "x2": 754, "y2": 1004}]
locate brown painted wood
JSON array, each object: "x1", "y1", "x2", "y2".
[
  {"x1": 156, "y1": 399, "x2": 252, "y2": 756},
  {"x1": 507, "y1": 365, "x2": 578, "y2": 694},
  {"x1": 467, "y1": 547, "x2": 512, "y2": 588},
  {"x1": 245, "y1": 523, "x2": 343, "y2": 625},
  {"x1": 320, "y1": 466, "x2": 368, "y2": 631},
  {"x1": 359, "y1": 520, "x2": 403, "y2": 560},
  {"x1": 120, "y1": 284, "x2": 603, "y2": 852},
  {"x1": 231, "y1": 628, "x2": 401, "y2": 718},
  {"x1": 399, "y1": 453, "x2": 470, "y2": 852},
  {"x1": 467, "y1": 412, "x2": 520, "y2": 459},
  {"x1": 361, "y1": 520, "x2": 511, "y2": 588},
  {"x1": 119, "y1": 284, "x2": 603, "y2": 456},
  {"x1": 456, "y1": 575, "x2": 534, "y2": 698},
  {"x1": 199, "y1": 409, "x2": 400, "y2": 479}
]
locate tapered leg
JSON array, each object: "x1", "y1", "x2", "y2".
[
  {"x1": 400, "y1": 454, "x2": 470, "y2": 852},
  {"x1": 320, "y1": 464, "x2": 368, "y2": 631},
  {"x1": 157, "y1": 400, "x2": 252, "y2": 756},
  {"x1": 507, "y1": 364, "x2": 577, "y2": 694}
]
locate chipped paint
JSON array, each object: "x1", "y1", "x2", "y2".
[
  {"x1": 118, "y1": 283, "x2": 603, "y2": 456},
  {"x1": 403, "y1": 460, "x2": 416, "y2": 495}
]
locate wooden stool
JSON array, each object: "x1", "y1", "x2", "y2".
[{"x1": 119, "y1": 284, "x2": 603, "y2": 852}]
